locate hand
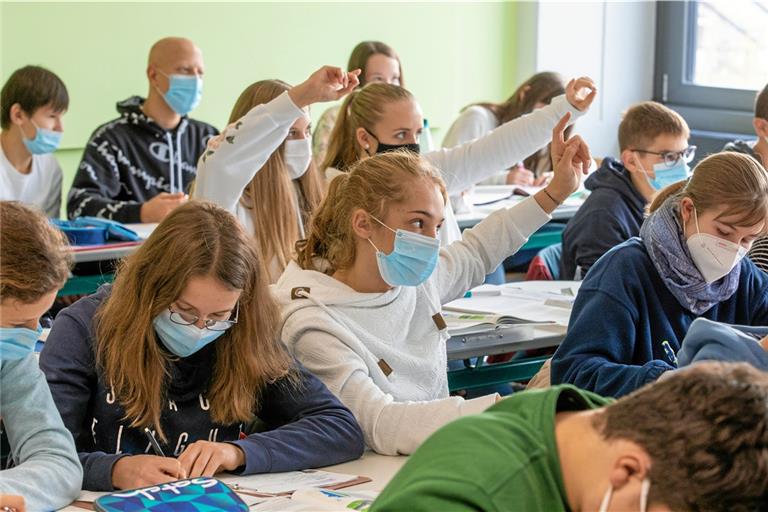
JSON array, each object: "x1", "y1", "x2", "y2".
[
  {"x1": 546, "y1": 136, "x2": 590, "y2": 204},
  {"x1": 0, "y1": 495, "x2": 25, "y2": 512},
  {"x1": 177, "y1": 441, "x2": 245, "y2": 478},
  {"x1": 550, "y1": 113, "x2": 592, "y2": 178},
  {"x1": 506, "y1": 165, "x2": 535, "y2": 186},
  {"x1": 289, "y1": 66, "x2": 361, "y2": 108},
  {"x1": 140, "y1": 192, "x2": 187, "y2": 223},
  {"x1": 533, "y1": 172, "x2": 553, "y2": 187},
  {"x1": 112, "y1": 455, "x2": 187, "y2": 490},
  {"x1": 760, "y1": 335, "x2": 768, "y2": 351},
  {"x1": 565, "y1": 76, "x2": 597, "y2": 112}
]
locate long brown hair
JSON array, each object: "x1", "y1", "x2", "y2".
[
  {"x1": 228, "y1": 80, "x2": 324, "y2": 280},
  {"x1": 297, "y1": 151, "x2": 446, "y2": 273},
  {"x1": 347, "y1": 41, "x2": 404, "y2": 87},
  {"x1": 0, "y1": 201, "x2": 72, "y2": 302},
  {"x1": 321, "y1": 83, "x2": 414, "y2": 173},
  {"x1": 473, "y1": 71, "x2": 567, "y2": 172},
  {"x1": 649, "y1": 152, "x2": 768, "y2": 228},
  {"x1": 95, "y1": 201, "x2": 295, "y2": 441}
]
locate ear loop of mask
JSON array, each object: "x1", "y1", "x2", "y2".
[
  {"x1": 363, "y1": 129, "x2": 379, "y2": 157},
  {"x1": 366, "y1": 214, "x2": 395, "y2": 254}
]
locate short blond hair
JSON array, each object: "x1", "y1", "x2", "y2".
[{"x1": 618, "y1": 101, "x2": 689, "y2": 151}]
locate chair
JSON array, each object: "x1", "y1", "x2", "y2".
[{"x1": 525, "y1": 243, "x2": 562, "y2": 281}]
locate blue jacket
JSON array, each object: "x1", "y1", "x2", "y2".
[
  {"x1": 678, "y1": 318, "x2": 768, "y2": 371},
  {"x1": 560, "y1": 158, "x2": 646, "y2": 280},
  {"x1": 551, "y1": 238, "x2": 768, "y2": 397},
  {"x1": 40, "y1": 286, "x2": 364, "y2": 491}
]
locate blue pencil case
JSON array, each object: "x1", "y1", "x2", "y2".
[
  {"x1": 51, "y1": 217, "x2": 140, "y2": 245},
  {"x1": 94, "y1": 477, "x2": 248, "y2": 511}
]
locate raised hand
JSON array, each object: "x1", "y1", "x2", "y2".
[
  {"x1": 289, "y1": 66, "x2": 361, "y2": 108},
  {"x1": 565, "y1": 77, "x2": 597, "y2": 112},
  {"x1": 550, "y1": 113, "x2": 592, "y2": 173}
]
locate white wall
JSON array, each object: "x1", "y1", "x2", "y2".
[{"x1": 519, "y1": 1, "x2": 657, "y2": 158}]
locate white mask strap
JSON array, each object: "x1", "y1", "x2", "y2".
[
  {"x1": 598, "y1": 485, "x2": 613, "y2": 512},
  {"x1": 367, "y1": 238, "x2": 382, "y2": 254},
  {"x1": 640, "y1": 478, "x2": 651, "y2": 512}
]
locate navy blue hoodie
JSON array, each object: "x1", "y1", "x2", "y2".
[
  {"x1": 551, "y1": 238, "x2": 768, "y2": 398},
  {"x1": 39, "y1": 287, "x2": 364, "y2": 491},
  {"x1": 560, "y1": 157, "x2": 646, "y2": 279},
  {"x1": 678, "y1": 318, "x2": 768, "y2": 371},
  {"x1": 67, "y1": 97, "x2": 219, "y2": 223}
]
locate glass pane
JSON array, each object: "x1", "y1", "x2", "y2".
[{"x1": 691, "y1": 0, "x2": 768, "y2": 91}]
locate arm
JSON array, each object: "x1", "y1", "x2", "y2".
[
  {"x1": 192, "y1": 92, "x2": 306, "y2": 212},
  {"x1": 67, "y1": 135, "x2": 143, "y2": 222},
  {"x1": 0, "y1": 356, "x2": 83, "y2": 511},
  {"x1": 426, "y1": 95, "x2": 582, "y2": 195},
  {"x1": 435, "y1": 197, "x2": 550, "y2": 304},
  {"x1": 550, "y1": 288, "x2": 674, "y2": 398},
  {"x1": 289, "y1": 329, "x2": 495, "y2": 455},
  {"x1": 228, "y1": 362, "x2": 364, "y2": 474},
  {"x1": 39, "y1": 305, "x2": 127, "y2": 491}
]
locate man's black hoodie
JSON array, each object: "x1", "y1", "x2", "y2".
[
  {"x1": 67, "y1": 96, "x2": 218, "y2": 222},
  {"x1": 560, "y1": 157, "x2": 648, "y2": 279}
]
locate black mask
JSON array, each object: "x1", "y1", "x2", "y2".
[{"x1": 366, "y1": 130, "x2": 421, "y2": 156}]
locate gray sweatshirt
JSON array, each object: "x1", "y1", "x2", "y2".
[{"x1": 0, "y1": 355, "x2": 82, "y2": 511}]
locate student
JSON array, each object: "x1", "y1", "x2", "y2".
[
  {"x1": 0, "y1": 66, "x2": 68, "y2": 218},
  {"x1": 312, "y1": 41, "x2": 403, "y2": 165},
  {"x1": 551, "y1": 152, "x2": 768, "y2": 398},
  {"x1": 372, "y1": 362, "x2": 768, "y2": 512},
  {"x1": 67, "y1": 37, "x2": 218, "y2": 223},
  {"x1": 749, "y1": 235, "x2": 768, "y2": 272},
  {"x1": 560, "y1": 101, "x2": 693, "y2": 280},
  {"x1": 723, "y1": 82, "x2": 768, "y2": 165},
  {"x1": 320, "y1": 78, "x2": 596, "y2": 245},
  {"x1": 40, "y1": 201, "x2": 364, "y2": 491},
  {"x1": 0, "y1": 202, "x2": 82, "y2": 511},
  {"x1": 724, "y1": 83, "x2": 768, "y2": 274},
  {"x1": 194, "y1": 66, "x2": 359, "y2": 282},
  {"x1": 442, "y1": 71, "x2": 567, "y2": 187},
  {"x1": 275, "y1": 129, "x2": 590, "y2": 455}
]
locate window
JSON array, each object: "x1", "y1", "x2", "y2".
[{"x1": 655, "y1": 1, "x2": 766, "y2": 135}]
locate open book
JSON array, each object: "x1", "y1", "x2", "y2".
[{"x1": 443, "y1": 311, "x2": 549, "y2": 336}]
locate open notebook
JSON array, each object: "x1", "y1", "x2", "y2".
[{"x1": 444, "y1": 282, "x2": 581, "y2": 335}]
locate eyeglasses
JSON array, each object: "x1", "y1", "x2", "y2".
[
  {"x1": 631, "y1": 146, "x2": 697, "y2": 167},
  {"x1": 168, "y1": 303, "x2": 239, "y2": 331}
]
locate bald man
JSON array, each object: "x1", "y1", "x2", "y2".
[{"x1": 68, "y1": 37, "x2": 218, "y2": 223}]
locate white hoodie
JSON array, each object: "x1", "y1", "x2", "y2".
[
  {"x1": 326, "y1": 93, "x2": 582, "y2": 246},
  {"x1": 273, "y1": 196, "x2": 551, "y2": 455}
]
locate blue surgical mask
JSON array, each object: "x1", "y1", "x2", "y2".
[
  {"x1": 0, "y1": 325, "x2": 42, "y2": 361},
  {"x1": 153, "y1": 309, "x2": 226, "y2": 358},
  {"x1": 22, "y1": 122, "x2": 63, "y2": 155},
  {"x1": 159, "y1": 72, "x2": 203, "y2": 116},
  {"x1": 367, "y1": 215, "x2": 440, "y2": 287},
  {"x1": 637, "y1": 154, "x2": 690, "y2": 190}
]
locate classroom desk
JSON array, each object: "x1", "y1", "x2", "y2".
[
  {"x1": 454, "y1": 185, "x2": 587, "y2": 229},
  {"x1": 58, "y1": 451, "x2": 407, "y2": 511},
  {"x1": 445, "y1": 281, "x2": 580, "y2": 391}
]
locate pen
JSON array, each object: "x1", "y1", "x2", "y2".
[
  {"x1": 144, "y1": 427, "x2": 166, "y2": 457},
  {"x1": 463, "y1": 289, "x2": 502, "y2": 298}
]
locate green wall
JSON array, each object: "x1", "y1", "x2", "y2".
[{"x1": 0, "y1": 1, "x2": 517, "y2": 217}]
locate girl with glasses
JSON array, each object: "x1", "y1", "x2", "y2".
[{"x1": 40, "y1": 201, "x2": 364, "y2": 492}]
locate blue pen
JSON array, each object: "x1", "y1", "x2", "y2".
[{"x1": 144, "y1": 427, "x2": 166, "y2": 457}]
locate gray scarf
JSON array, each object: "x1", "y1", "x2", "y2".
[{"x1": 639, "y1": 199, "x2": 741, "y2": 315}]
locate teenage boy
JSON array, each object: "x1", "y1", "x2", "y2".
[
  {"x1": 373, "y1": 362, "x2": 768, "y2": 512},
  {"x1": 0, "y1": 65, "x2": 68, "y2": 217},
  {"x1": 560, "y1": 102, "x2": 692, "y2": 279},
  {"x1": 67, "y1": 37, "x2": 218, "y2": 223}
]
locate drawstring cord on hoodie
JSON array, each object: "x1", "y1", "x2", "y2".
[{"x1": 165, "y1": 128, "x2": 185, "y2": 194}]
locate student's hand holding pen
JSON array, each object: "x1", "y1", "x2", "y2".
[
  {"x1": 177, "y1": 440, "x2": 246, "y2": 478},
  {"x1": 111, "y1": 455, "x2": 187, "y2": 490}
]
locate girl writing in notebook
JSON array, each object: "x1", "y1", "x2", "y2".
[
  {"x1": 274, "y1": 120, "x2": 591, "y2": 456},
  {"x1": 193, "y1": 66, "x2": 359, "y2": 282},
  {"x1": 0, "y1": 201, "x2": 82, "y2": 511},
  {"x1": 41, "y1": 201, "x2": 364, "y2": 491},
  {"x1": 319, "y1": 77, "x2": 596, "y2": 245},
  {"x1": 552, "y1": 152, "x2": 768, "y2": 398}
]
